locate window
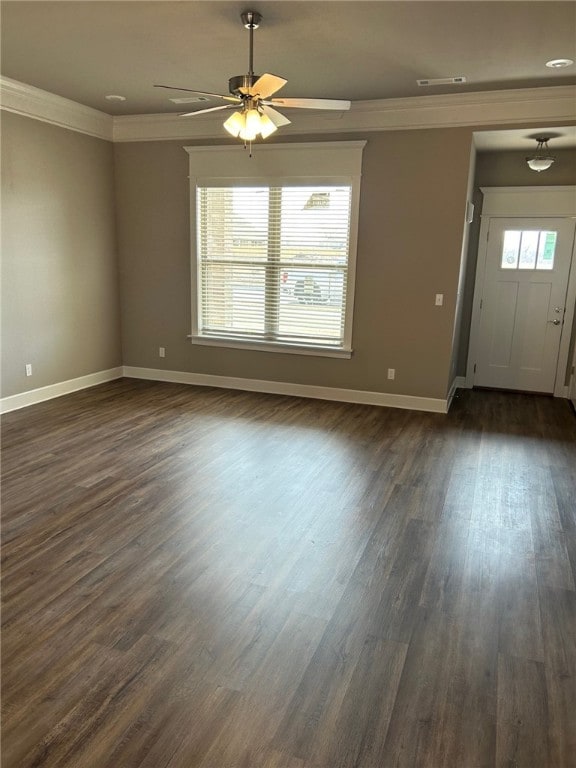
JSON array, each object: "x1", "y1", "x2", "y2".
[
  {"x1": 197, "y1": 184, "x2": 350, "y2": 347},
  {"x1": 501, "y1": 229, "x2": 557, "y2": 271},
  {"x1": 185, "y1": 142, "x2": 365, "y2": 357}
]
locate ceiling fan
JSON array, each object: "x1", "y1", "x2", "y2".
[{"x1": 154, "y1": 10, "x2": 351, "y2": 144}]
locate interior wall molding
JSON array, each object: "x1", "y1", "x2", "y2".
[
  {"x1": 2, "y1": 76, "x2": 575, "y2": 143},
  {"x1": 0, "y1": 76, "x2": 113, "y2": 141},
  {"x1": 122, "y1": 366, "x2": 451, "y2": 414},
  {"x1": 479, "y1": 185, "x2": 576, "y2": 216},
  {"x1": 0, "y1": 367, "x2": 123, "y2": 414}
]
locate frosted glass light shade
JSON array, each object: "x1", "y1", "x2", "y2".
[
  {"x1": 223, "y1": 111, "x2": 246, "y2": 137},
  {"x1": 239, "y1": 109, "x2": 261, "y2": 141},
  {"x1": 258, "y1": 113, "x2": 278, "y2": 138},
  {"x1": 527, "y1": 157, "x2": 555, "y2": 172},
  {"x1": 224, "y1": 107, "x2": 279, "y2": 142}
]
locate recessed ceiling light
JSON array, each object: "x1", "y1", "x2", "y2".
[
  {"x1": 546, "y1": 59, "x2": 574, "y2": 68},
  {"x1": 105, "y1": 94, "x2": 127, "y2": 102}
]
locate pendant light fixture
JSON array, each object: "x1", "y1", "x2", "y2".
[{"x1": 526, "y1": 136, "x2": 556, "y2": 172}]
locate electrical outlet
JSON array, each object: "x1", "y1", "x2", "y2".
[
  {"x1": 435, "y1": 293, "x2": 444, "y2": 306},
  {"x1": 387, "y1": 368, "x2": 395, "y2": 380},
  {"x1": 25, "y1": 363, "x2": 33, "y2": 376},
  {"x1": 159, "y1": 347, "x2": 165, "y2": 358}
]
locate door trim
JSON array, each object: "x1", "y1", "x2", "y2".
[{"x1": 466, "y1": 187, "x2": 576, "y2": 396}]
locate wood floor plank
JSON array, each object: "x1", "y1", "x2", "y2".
[
  {"x1": 496, "y1": 654, "x2": 549, "y2": 768},
  {"x1": 367, "y1": 516, "x2": 436, "y2": 643},
  {"x1": 271, "y1": 576, "x2": 376, "y2": 762},
  {"x1": 539, "y1": 586, "x2": 576, "y2": 767},
  {"x1": 1, "y1": 382, "x2": 575, "y2": 767},
  {"x1": 497, "y1": 552, "x2": 545, "y2": 662},
  {"x1": 531, "y1": 467, "x2": 575, "y2": 590},
  {"x1": 419, "y1": 517, "x2": 472, "y2": 616},
  {"x1": 312, "y1": 635, "x2": 407, "y2": 767}
]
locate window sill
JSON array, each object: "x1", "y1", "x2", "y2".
[{"x1": 188, "y1": 335, "x2": 352, "y2": 359}]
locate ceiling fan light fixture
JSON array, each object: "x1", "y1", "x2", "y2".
[
  {"x1": 526, "y1": 136, "x2": 556, "y2": 172},
  {"x1": 223, "y1": 106, "x2": 278, "y2": 141},
  {"x1": 156, "y1": 10, "x2": 350, "y2": 151}
]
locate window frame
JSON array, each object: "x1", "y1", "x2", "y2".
[{"x1": 185, "y1": 142, "x2": 365, "y2": 358}]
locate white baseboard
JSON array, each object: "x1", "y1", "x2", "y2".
[
  {"x1": 0, "y1": 367, "x2": 123, "y2": 414},
  {"x1": 123, "y1": 366, "x2": 450, "y2": 414}
]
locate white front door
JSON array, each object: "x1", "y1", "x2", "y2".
[{"x1": 474, "y1": 217, "x2": 576, "y2": 393}]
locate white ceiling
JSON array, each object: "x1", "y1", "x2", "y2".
[{"x1": 1, "y1": 1, "x2": 576, "y2": 149}]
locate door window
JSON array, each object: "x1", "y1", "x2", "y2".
[{"x1": 501, "y1": 230, "x2": 557, "y2": 271}]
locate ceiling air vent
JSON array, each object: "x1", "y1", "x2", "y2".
[
  {"x1": 168, "y1": 95, "x2": 210, "y2": 104},
  {"x1": 417, "y1": 77, "x2": 467, "y2": 86}
]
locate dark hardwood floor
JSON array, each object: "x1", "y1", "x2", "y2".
[{"x1": 2, "y1": 379, "x2": 575, "y2": 768}]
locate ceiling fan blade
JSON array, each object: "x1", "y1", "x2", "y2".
[
  {"x1": 260, "y1": 104, "x2": 291, "y2": 127},
  {"x1": 246, "y1": 73, "x2": 288, "y2": 99},
  {"x1": 180, "y1": 104, "x2": 236, "y2": 117},
  {"x1": 154, "y1": 84, "x2": 241, "y2": 103},
  {"x1": 264, "y1": 97, "x2": 351, "y2": 111}
]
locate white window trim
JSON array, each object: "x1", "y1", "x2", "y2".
[{"x1": 185, "y1": 141, "x2": 365, "y2": 357}]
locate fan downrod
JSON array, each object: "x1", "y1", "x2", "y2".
[{"x1": 232, "y1": 10, "x2": 263, "y2": 94}]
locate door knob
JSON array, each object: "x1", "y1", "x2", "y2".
[{"x1": 548, "y1": 319, "x2": 561, "y2": 325}]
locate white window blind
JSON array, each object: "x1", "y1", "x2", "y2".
[
  {"x1": 186, "y1": 142, "x2": 365, "y2": 356},
  {"x1": 197, "y1": 184, "x2": 351, "y2": 348}
]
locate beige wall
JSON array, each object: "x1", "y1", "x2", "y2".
[
  {"x1": 115, "y1": 129, "x2": 473, "y2": 400},
  {"x1": 4, "y1": 114, "x2": 573, "y2": 405},
  {"x1": 475, "y1": 148, "x2": 576, "y2": 187},
  {"x1": 1, "y1": 112, "x2": 121, "y2": 397}
]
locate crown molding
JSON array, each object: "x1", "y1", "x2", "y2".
[
  {"x1": 351, "y1": 85, "x2": 576, "y2": 128},
  {"x1": 0, "y1": 76, "x2": 113, "y2": 141},
  {"x1": 113, "y1": 85, "x2": 576, "y2": 142},
  {"x1": 1, "y1": 76, "x2": 574, "y2": 144}
]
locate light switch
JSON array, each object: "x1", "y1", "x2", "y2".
[{"x1": 435, "y1": 293, "x2": 444, "y2": 306}]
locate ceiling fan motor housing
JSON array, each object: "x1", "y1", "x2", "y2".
[{"x1": 229, "y1": 74, "x2": 261, "y2": 96}]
